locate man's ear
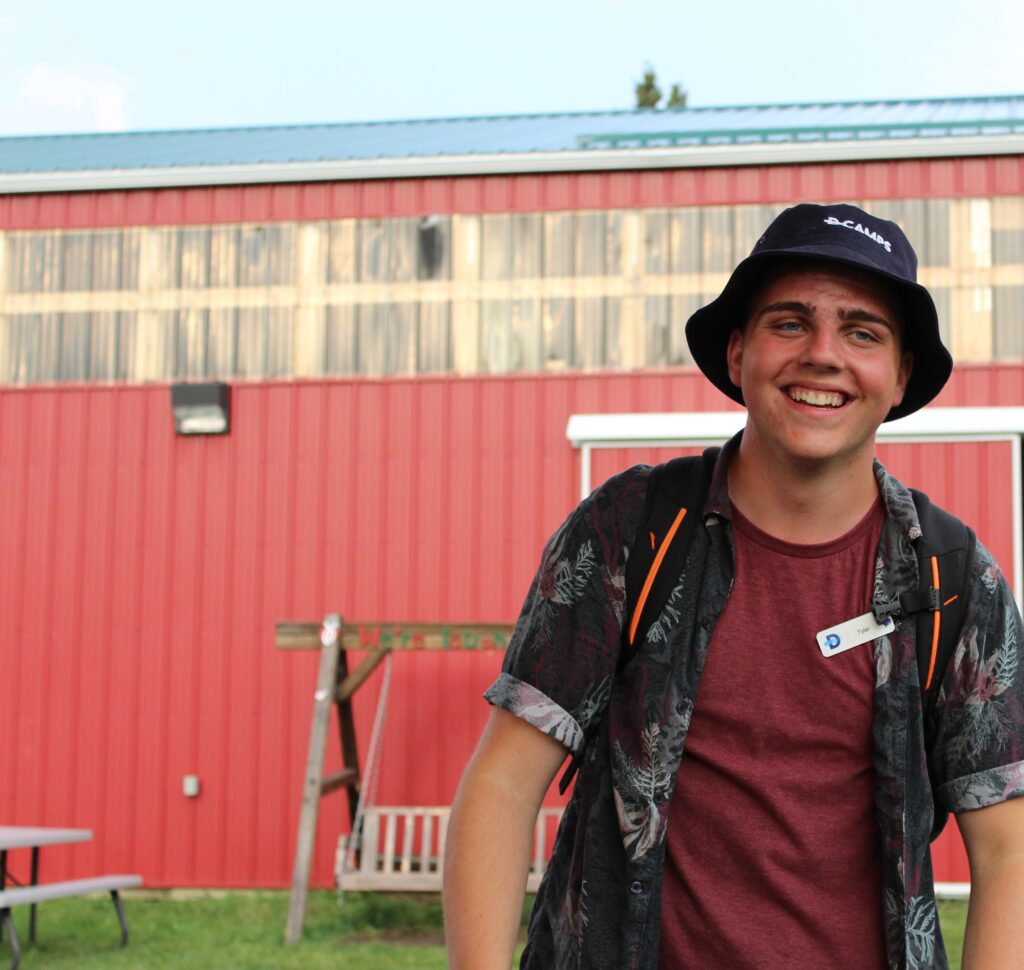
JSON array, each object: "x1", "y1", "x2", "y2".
[
  {"x1": 726, "y1": 329, "x2": 744, "y2": 389},
  {"x1": 892, "y1": 351, "x2": 913, "y2": 407}
]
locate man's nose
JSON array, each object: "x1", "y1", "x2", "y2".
[{"x1": 798, "y1": 325, "x2": 843, "y2": 368}]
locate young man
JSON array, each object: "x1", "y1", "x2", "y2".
[{"x1": 443, "y1": 204, "x2": 1024, "y2": 969}]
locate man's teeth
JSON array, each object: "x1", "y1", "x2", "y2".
[{"x1": 787, "y1": 387, "x2": 845, "y2": 408}]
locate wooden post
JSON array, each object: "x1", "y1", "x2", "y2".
[{"x1": 285, "y1": 614, "x2": 343, "y2": 946}]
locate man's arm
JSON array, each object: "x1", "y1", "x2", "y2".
[
  {"x1": 956, "y1": 796, "x2": 1024, "y2": 969},
  {"x1": 443, "y1": 707, "x2": 568, "y2": 969}
]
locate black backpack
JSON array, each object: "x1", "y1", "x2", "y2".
[{"x1": 622, "y1": 446, "x2": 976, "y2": 837}]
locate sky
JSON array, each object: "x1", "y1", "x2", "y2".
[{"x1": 0, "y1": 0, "x2": 1021, "y2": 137}]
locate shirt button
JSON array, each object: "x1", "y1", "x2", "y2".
[
  {"x1": 701, "y1": 616, "x2": 713, "y2": 631},
  {"x1": 629, "y1": 881, "x2": 643, "y2": 895}
]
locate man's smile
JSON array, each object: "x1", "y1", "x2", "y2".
[{"x1": 784, "y1": 385, "x2": 849, "y2": 409}]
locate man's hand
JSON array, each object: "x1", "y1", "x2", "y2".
[
  {"x1": 443, "y1": 707, "x2": 568, "y2": 969},
  {"x1": 957, "y1": 796, "x2": 1024, "y2": 969}
]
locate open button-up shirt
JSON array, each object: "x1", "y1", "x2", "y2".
[{"x1": 486, "y1": 438, "x2": 1024, "y2": 970}]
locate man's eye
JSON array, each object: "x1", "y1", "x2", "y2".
[
  {"x1": 773, "y1": 320, "x2": 803, "y2": 332},
  {"x1": 850, "y1": 328, "x2": 880, "y2": 342}
]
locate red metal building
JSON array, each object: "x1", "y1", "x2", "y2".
[{"x1": 2, "y1": 97, "x2": 1024, "y2": 890}]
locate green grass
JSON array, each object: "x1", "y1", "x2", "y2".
[{"x1": 0, "y1": 890, "x2": 967, "y2": 969}]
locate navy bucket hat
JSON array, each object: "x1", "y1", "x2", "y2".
[{"x1": 684, "y1": 202, "x2": 953, "y2": 421}]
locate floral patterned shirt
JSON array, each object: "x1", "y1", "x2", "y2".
[{"x1": 485, "y1": 437, "x2": 1024, "y2": 970}]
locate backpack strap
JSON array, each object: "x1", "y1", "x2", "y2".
[
  {"x1": 873, "y1": 491, "x2": 974, "y2": 717},
  {"x1": 557, "y1": 446, "x2": 719, "y2": 795},
  {"x1": 622, "y1": 446, "x2": 720, "y2": 665},
  {"x1": 907, "y1": 491, "x2": 975, "y2": 720},
  {"x1": 873, "y1": 489, "x2": 975, "y2": 840}
]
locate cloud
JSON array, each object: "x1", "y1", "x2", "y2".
[{"x1": 7, "y1": 61, "x2": 132, "y2": 134}]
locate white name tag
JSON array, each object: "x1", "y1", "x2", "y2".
[{"x1": 816, "y1": 611, "x2": 894, "y2": 658}]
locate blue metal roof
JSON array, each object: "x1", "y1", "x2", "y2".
[{"x1": 2, "y1": 95, "x2": 1023, "y2": 175}]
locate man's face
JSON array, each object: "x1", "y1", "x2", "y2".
[{"x1": 725, "y1": 263, "x2": 913, "y2": 470}]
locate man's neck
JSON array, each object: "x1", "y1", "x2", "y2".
[{"x1": 727, "y1": 435, "x2": 881, "y2": 545}]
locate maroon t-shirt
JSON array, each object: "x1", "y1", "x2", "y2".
[{"x1": 658, "y1": 500, "x2": 888, "y2": 970}]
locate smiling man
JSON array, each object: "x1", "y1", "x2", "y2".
[{"x1": 444, "y1": 204, "x2": 1024, "y2": 970}]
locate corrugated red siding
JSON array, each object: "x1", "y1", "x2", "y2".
[
  {"x1": 2, "y1": 155, "x2": 1023, "y2": 229},
  {"x1": 3, "y1": 362, "x2": 1023, "y2": 888}
]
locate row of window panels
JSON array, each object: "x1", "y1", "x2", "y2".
[
  {"x1": 3, "y1": 197, "x2": 1021, "y2": 294},
  {"x1": 0, "y1": 298, "x2": 696, "y2": 384},
  {"x1": 2, "y1": 285, "x2": 1022, "y2": 386}
]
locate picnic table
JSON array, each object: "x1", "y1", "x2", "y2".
[
  {"x1": 0, "y1": 825, "x2": 140, "y2": 970},
  {"x1": 0, "y1": 827, "x2": 92, "y2": 943}
]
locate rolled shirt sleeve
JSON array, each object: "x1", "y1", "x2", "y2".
[{"x1": 484, "y1": 466, "x2": 650, "y2": 756}]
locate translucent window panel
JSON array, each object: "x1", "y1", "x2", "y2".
[
  {"x1": 643, "y1": 295, "x2": 671, "y2": 367},
  {"x1": 57, "y1": 312, "x2": 90, "y2": 380},
  {"x1": 235, "y1": 307, "x2": 270, "y2": 377},
  {"x1": 597, "y1": 297, "x2": 622, "y2": 370},
  {"x1": 603, "y1": 211, "x2": 623, "y2": 278},
  {"x1": 417, "y1": 301, "x2": 452, "y2": 373},
  {"x1": 326, "y1": 304, "x2": 358, "y2": 374},
  {"x1": 574, "y1": 297, "x2": 607, "y2": 369},
  {"x1": 543, "y1": 214, "x2": 574, "y2": 278},
  {"x1": 144, "y1": 229, "x2": 181, "y2": 290},
  {"x1": 207, "y1": 307, "x2": 238, "y2": 376},
  {"x1": 992, "y1": 229, "x2": 1024, "y2": 266},
  {"x1": 128, "y1": 310, "x2": 178, "y2": 381},
  {"x1": 119, "y1": 230, "x2": 141, "y2": 291},
  {"x1": 344, "y1": 301, "x2": 418, "y2": 375},
  {"x1": 543, "y1": 297, "x2": 574, "y2": 369},
  {"x1": 265, "y1": 307, "x2": 295, "y2": 377},
  {"x1": 511, "y1": 214, "x2": 542, "y2": 278},
  {"x1": 238, "y1": 225, "x2": 293, "y2": 287},
  {"x1": 111, "y1": 312, "x2": 137, "y2": 382},
  {"x1": 482, "y1": 299, "x2": 512, "y2": 371},
  {"x1": 60, "y1": 233, "x2": 93, "y2": 292},
  {"x1": 669, "y1": 208, "x2": 702, "y2": 274},
  {"x1": 481, "y1": 215, "x2": 512, "y2": 280},
  {"x1": 358, "y1": 220, "x2": 390, "y2": 283},
  {"x1": 644, "y1": 210, "x2": 670, "y2": 275},
  {"x1": 994, "y1": 287, "x2": 1024, "y2": 357},
  {"x1": 5, "y1": 234, "x2": 61, "y2": 292},
  {"x1": 669, "y1": 294, "x2": 702, "y2": 365},
  {"x1": 208, "y1": 226, "x2": 240, "y2": 288},
  {"x1": 90, "y1": 231, "x2": 130, "y2": 291},
  {"x1": 385, "y1": 302, "x2": 417, "y2": 375},
  {"x1": 510, "y1": 298, "x2": 543, "y2": 372},
  {"x1": 177, "y1": 228, "x2": 212, "y2": 289},
  {"x1": 575, "y1": 211, "x2": 609, "y2": 277},
  {"x1": 416, "y1": 216, "x2": 450, "y2": 281},
  {"x1": 700, "y1": 207, "x2": 736, "y2": 274},
  {"x1": 389, "y1": 219, "x2": 417, "y2": 284},
  {"x1": 327, "y1": 220, "x2": 358, "y2": 284},
  {"x1": 177, "y1": 308, "x2": 210, "y2": 378},
  {"x1": 88, "y1": 311, "x2": 123, "y2": 381}
]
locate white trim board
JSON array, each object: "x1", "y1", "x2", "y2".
[{"x1": 565, "y1": 407, "x2": 1024, "y2": 611}]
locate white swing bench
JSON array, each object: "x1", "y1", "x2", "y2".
[
  {"x1": 334, "y1": 645, "x2": 565, "y2": 892},
  {"x1": 337, "y1": 805, "x2": 564, "y2": 892}
]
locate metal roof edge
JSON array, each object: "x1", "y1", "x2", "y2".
[{"x1": 3, "y1": 134, "x2": 1024, "y2": 195}]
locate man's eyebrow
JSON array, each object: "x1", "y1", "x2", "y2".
[
  {"x1": 838, "y1": 308, "x2": 896, "y2": 330},
  {"x1": 753, "y1": 300, "x2": 812, "y2": 318}
]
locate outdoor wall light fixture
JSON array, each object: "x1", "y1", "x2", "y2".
[{"x1": 171, "y1": 382, "x2": 231, "y2": 436}]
